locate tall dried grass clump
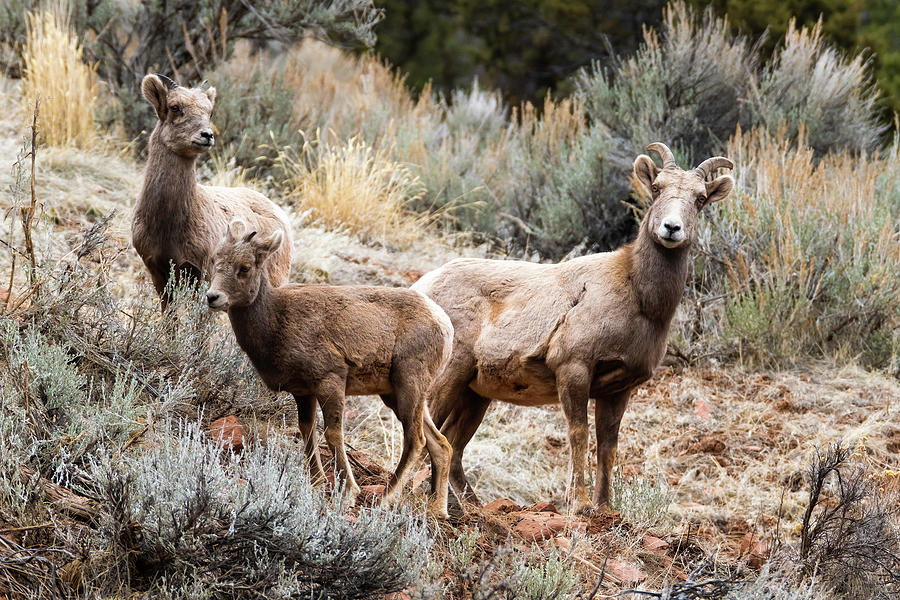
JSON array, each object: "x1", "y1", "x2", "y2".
[
  {"x1": 21, "y1": 6, "x2": 97, "y2": 148},
  {"x1": 277, "y1": 135, "x2": 429, "y2": 247},
  {"x1": 681, "y1": 126, "x2": 900, "y2": 369},
  {"x1": 211, "y1": 39, "x2": 437, "y2": 178}
]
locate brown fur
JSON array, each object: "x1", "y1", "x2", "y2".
[
  {"x1": 132, "y1": 74, "x2": 292, "y2": 307},
  {"x1": 412, "y1": 143, "x2": 734, "y2": 514},
  {"x1": 206, "y1": 220, "x2": 454, "y2": 518}
]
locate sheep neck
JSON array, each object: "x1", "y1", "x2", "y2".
[
  {"x1": 627, "y1": 220, "x2": 690, "y2": 324},
  {"x1": 227, "y1": 277, "x2": 277, "y2": 364},
  {"x1": 138, "y1": 128, "x2": 203, "y2": 227}
]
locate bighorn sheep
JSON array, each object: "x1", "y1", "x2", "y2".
[
  {"x1": 412, "y1": 143, "x2": 734, "y2": 514},
  {"x1": 133, "y1": 74, "x2": 292, "y2": 306},
  {"x1": 206, "y1": 219, "x2": 454, "y2": 518}
]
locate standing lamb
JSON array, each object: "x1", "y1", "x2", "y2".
[
  {"x1": 206, "y1": 219, "x2": 454, "y2": 518},
  {"x1": 133, "y1": 74, "x2": 292, "y2": 306},
  {"x1": 412, "y1": 143, "x2": 734, "y2": 514}
]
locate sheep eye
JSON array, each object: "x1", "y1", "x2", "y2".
[
  {"x1": 238, "y1": 265, "x2": 250, "y2": 274},
  {"x1": 169, "y1": 104, "x2": 181, "y2": 114},
  {"x1": 697, "y1": 195, "x2": 707, "y2": 206},
  {"x1": 651, "y1": 184, "x2": 659, "y2": 194}
]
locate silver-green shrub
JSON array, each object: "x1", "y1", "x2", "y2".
[{"x1": 89, "y1": 420, "x2": 433, "y2": 599}]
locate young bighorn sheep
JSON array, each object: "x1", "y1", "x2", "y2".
[
  {"x1": 412, "y1": 143, "x2": 734, "y2": 514},
  {"x1": 133, "y1": 74, "x2": 292, "y2": 306},
  {"x1": 206, "y1": 219, "x2": 454, "y2": 518}
]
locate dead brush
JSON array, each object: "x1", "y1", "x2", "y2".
[{"x1": 797, "y1": 442, "x2": 900, "y2": 598}]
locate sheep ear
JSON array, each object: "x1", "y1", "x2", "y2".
[
  {"x1": 253, "y1": 230, "x2": 284, "y2": 262},
  {"x1": 226, "y1": 218, "x2": 248, "y2": 241},
  {"x1": 142, "y1": 74, "x2": 169, "y2": 120},
  {"x1": 205, "y1": 86, "x2": 217, "y2": 105},
  {"x1": 703, "y1": 175, "x2": 734, "y2": 206},
  {"x1": 633, "y1": 154, "x2": 659, "y2": 196}
]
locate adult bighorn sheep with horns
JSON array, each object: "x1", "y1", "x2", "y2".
[
  {"x1": 412, "y1": 143, "x2": 734, "y2": 514},
  {"x1": 133, "y1": 74, "x2": 292, "y2": 307}
]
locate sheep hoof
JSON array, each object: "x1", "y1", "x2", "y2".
[
  {"x1": 427, "y1": 499, "x2": 450, "y2": 521},
  {"x1": 573, "y1": 498, "x2": 595, "y2": 516}
]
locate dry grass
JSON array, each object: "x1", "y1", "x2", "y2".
[
  {"x1": 20, "y1": 4, "x2": 97, "y2": 149},
  {"x1": 277, "y1": 135, "x2": 431, "y2": 247}
]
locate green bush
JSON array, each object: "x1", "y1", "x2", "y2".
[
  {"x1": 677, "y1": 128, "x2": 900, "y2": 370},
  {"x1": 610, "y1": 469, "x2": 674, "y2": 528}
]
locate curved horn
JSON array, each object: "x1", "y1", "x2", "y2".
[
  {"x1": 693, "y1": 157, "x2": 735, "y2": 179},
  {"x1": 154, "y1": 73, "x2": 179, "y2": 89},
  {"x1": 646, "y1": 142, "x2": 677, "y2": 170}
]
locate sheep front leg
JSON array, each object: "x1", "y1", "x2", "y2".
[
  {"x1": 316, "y1": 375, "x2": 360, "y2": 504},
  {"x1": 593, "y1": 388, "x2": 632, "y2": 510},
  {"x1": 294, "y1": 394, "x2": 325, "y2": 485},
  {"x1": 557, "y1": 361, "x2": 593, "y2": 515}
]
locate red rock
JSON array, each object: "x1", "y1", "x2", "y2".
[
  {"x1": 693, "y1": 397, "x2": 711, "y2": 420},
  {"x1": 412, "y1": 467, "x2": 430, "y2": 488},
  {"x1": 739, "y1": 532, "x2": 769, "y2": 568},
  {"x1": 208, "y1": 416, "x2": 245, "y2": 452},
  {"x1": 484, "y1": 498, "x2": 522, "y2": 513},
  {"x1": 513, "y1": 512, "x2": 586, "y2": 540},
  {"x1": 605, "y1": 559, "x2": 646, "y2": 583},
  {"x1": 552, "y1": 537, "x2": 571, "y2": 551},
  {"x1": 528, "y1": 501, "x2": 559, "y2": 513},
  {"x1": 514, "y1": 517, "x2": 555, "y2": 540},
  {"x1": 642, "y1": 535, "x2": 669, "y2": 555}
]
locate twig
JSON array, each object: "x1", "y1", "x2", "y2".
[
  {"x1": 22, "y1": 99, "x2": 40, "y2": 284},
  {"x1": 0, "y1": 523, "x2": 53, "y2": 534},
  {"x1": 18, "y1": 465, "x2": 101, "y2": 522},
  {"x1": 2, "y1": 251, "x2": 14, "y2": 315}
]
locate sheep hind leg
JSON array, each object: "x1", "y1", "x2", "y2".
[
  {"x1": 381, "y1": 381, "x2": 427, "y2": 509},
  {"x1": 593, "y1": 388, "x2": 632, "y2": 510},
  {"x1": 422, "y1": 408, "x2": 452, "y2": 519},
  {"x1": 440, "y1": 388, "x2": 491, "y2": 506}
]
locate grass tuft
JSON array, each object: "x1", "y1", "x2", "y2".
[
  {"x1": 277, "y1": 134, "x2": 430, "y2": 247},
  {"x1": 21, "y1": 3, "x2": 97, "y2": 148}
]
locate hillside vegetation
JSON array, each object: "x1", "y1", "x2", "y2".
[{"x1": 0, "y1": 2, "x2": 897, "y2": 599}]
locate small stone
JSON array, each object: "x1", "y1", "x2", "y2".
[
  {"x1": 528, "y1": 501, "x2": 559, "y2": 513},
  {"x1": 514, "y1": 512, "x2": 585, "y2": 540},
  {"x1": 514, "y1": 517, "x2": 555, "y2": 540},
  {"x1": 208, "y1": 416, "x2": 245, "y2": 452},
  {"x1": 642, "y1": 535, "x2": 669, "y2": 555},
  {"x1": 484, "y1": 498, "x2": 522, "y2": 513},
  {"x1": 740, "y1": 532, "x2": 769, "y2": 568},
  {"x1": 552, "y1": 537, "x2": 571, "y2": 551},
  {"x1": 605, "y1": 559, "x2": 646, "y2": 583},
  {"x1": 412, "y1": 467, "x2": 430, "y2": 488}
]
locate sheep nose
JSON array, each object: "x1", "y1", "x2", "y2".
[
  {"x1": 200, "y1": 130, "x2": 214, "y2": 143},
  {"x1": 206, "y1": 291, "x2": 220, "y2": 305},
  {"x1": 663, "y1": 220, "x2": 681, "y2": 234}
]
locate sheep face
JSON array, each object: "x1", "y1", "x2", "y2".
[
  {"x1": 141, "y1": 74, "x2": 218, "y2": 158},
  {"x1": 633, "y1": 143, "x2": 734, "y2": 250},
  {"x1": 206, "y1": 220, "x2": 284, "y2": 311}
]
